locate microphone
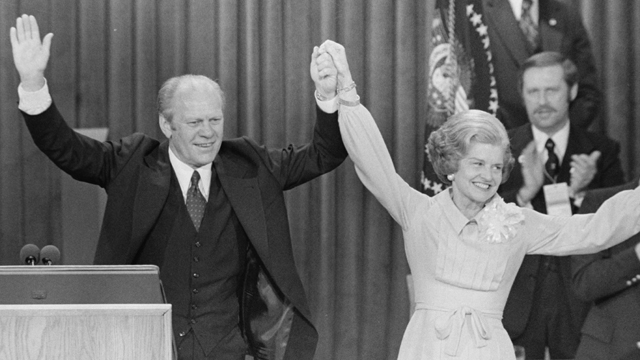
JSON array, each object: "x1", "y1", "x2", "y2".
[
  {"x1": 40, "y1": 245, "x2": 61, "y2": 265},
  {"x1": 20, "y1": 244, "x2": 40, "y2": 265}
]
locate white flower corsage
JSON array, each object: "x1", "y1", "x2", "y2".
[{"x1": 477, "y1": 197, "x2": 524, "y2": 243}]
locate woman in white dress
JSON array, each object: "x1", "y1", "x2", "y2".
[{"x1": 315, "y1": 40, "x2": 640, "y2": 360}]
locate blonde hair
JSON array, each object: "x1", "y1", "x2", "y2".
[{"x1": 426, "y1": 109, "x2": 514, "y2": 185}]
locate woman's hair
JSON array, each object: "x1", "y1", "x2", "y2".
[{"x1": 426, "y1": 109, "x2": 514, "y2": 185}]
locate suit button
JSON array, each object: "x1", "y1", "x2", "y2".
[
  {"x1": 179, "y1": 331, "x2": 187, "y2": 337},
  {"x1": 192, "y1": 288, "x2": 199, "y2": 294},
  {"x1": 193, "y1": 273, "x2": 200, "y2": 278},
  {"x1": 190, "y1": 319, "x2": 197, "y2": 324},
  {"x1": 193, "y1": 256, "x2": 199, "y2": 262},
  {"x1": 194, "y1": 242, "x2": 201, "y2": 248},
  {"x1": 191, "y1": 304, "x2": 198, "y2": 310}
]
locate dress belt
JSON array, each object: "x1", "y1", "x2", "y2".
[{"x1": 415, "y1": 303, "x2": 501, "y2": 356}]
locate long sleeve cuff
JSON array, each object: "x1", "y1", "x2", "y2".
[
  {"x1": 315, "y1": 92, "x2": 338, "y2": 114},
  {"x1": 18, "y1": 79, "x2": 52, "y2": 115}
]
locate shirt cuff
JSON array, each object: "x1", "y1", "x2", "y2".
[
  {"x1": 18, "y1": 79, "x2": 52, "y2": 115},
  {"x1": 571, "y1": 192, "x2": 585, "y2": 209},
  {"x1": 315, "y1": 92, "x2": 338, "y2": 114}
]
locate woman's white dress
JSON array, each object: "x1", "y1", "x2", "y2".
[{"x1": 337, "y1": 103, "x2": 640, "y2": 360}]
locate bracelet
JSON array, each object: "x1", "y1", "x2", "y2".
[
  {"x1": 337, "y1": 82, "x2": 356, "y2": 94},
  {"x1": 338, "y1": 95, "x2": 360, "y2": 107}
]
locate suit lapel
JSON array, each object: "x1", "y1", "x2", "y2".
[
  {"x1": 539, "y1": 0, "x2": 562, "y2": 51},
  {"x1": 216, "y1": 153, "x2": 269, "y2": 265},
  {"x1": 484, "y1": 0, "x2": 531, "y2": 64},
  {"x1": 130, "y1": 141, "x2": 173, "y2": 258}
]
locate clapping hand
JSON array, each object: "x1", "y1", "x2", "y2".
[
  {"x1": 9, "y1": 14, "x2": 53, "y2": 91},
  {"x1": 518, "y1": 140, "x2": 544, "y2": 204},
  {"x1": 569, "y1": 151, "x2": 600, "y2": 196}
]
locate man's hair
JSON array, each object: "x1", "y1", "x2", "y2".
[
  {"x1": 518, "y1": 51, "x2": 579, "y2": 92},
  {"x1": 157, "y1": 74, "x2": 225, "y2": 122}
]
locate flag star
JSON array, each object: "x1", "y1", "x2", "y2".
[
  {"x1": 432, "y1": 182, "x2": 444, "y2": 194},
  {"x1": 467, "y1": 4, "x2": 474, "y2": 16},
  {"x1": 482, "y1": 37, "x2": 490, "y2": 49},
  {"x1": 470, "y1": 13, "x2": 482, "y2": 26},
  {"x1": 477, "y1": 24, "x2": 488, "y2": 37},
  {"x1": 489, "y1": 100, "x2": 499, "y2": 114}
]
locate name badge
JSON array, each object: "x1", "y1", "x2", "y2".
[{"x1": 543, "y1": 182, "x2": 572, "y2": 217}]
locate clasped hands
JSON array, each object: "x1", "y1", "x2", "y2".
[{"x1": 310, "y1": 40, "x2": 354, "y2": 101}]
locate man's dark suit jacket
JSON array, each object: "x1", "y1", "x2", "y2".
[
  {"x1": 21, "y1": 101, "x2": 348, "y2": 360},
  {"x1": 572, "y1": 180, "x2": 640, "y2": 360},
  {"x1": 498, "y1": 123, "x2": 625, "y2": 341},
  {"x1": 482, "y1": 0, "x2": 600, "y2": 129}
]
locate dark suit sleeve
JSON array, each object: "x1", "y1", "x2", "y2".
[
  {"x1": 565, "y1": 6, "x2": 601, "y2": 129},
  {"x1": 22, "y1": 101, "x2": 147, "y2": 188},
  {"x1": 252, "y1": 106, "x2": 347, "y2": 190},
  {"x1": 572, "y1": 186, "x2": 640, "y2": 302},
  {"x1": 595, "y1": 139, "x2": 624, "y2": 188}
]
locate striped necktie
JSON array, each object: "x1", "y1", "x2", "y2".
[{"x1": 519, "y1": 0, "x2": 540, "y2": 52}]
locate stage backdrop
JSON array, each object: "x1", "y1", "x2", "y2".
[{"x1": 0, "y1": 1, "x2": 637, "y2": 359}]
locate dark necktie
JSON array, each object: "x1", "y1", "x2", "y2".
[
  {"x1": 519, "y1": 0, "x2": 540, "y2": 52},
  {"x1": 544, "y1": 138, "x2": 560, "y2": 182},
  {"x1": 186, "y1": 171, "x2": 206, "y2": 231}
]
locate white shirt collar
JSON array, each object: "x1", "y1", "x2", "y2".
[
  {"x1": 508, "y1": 0, "x2": 539, "y2": 24},
  {"x1": 531, "y1": 120, "x2": 570, "y2": 165},
  {"x1": 168, "y1": 147, "x2": 212, "y2": 201}
]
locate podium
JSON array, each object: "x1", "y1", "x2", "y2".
[{"x1": 0, "y1": 265, "x2": 172, "y2": 360}]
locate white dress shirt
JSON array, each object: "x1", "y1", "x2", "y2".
[{"x1": 508, "y1": 0, "x2": 539, "y2": 24}]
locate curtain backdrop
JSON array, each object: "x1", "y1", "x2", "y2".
[{"x1": 0, "y1": 1, "x2": 637, "y2": 359}]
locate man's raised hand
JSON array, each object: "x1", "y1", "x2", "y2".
[{"x1": 10, "y1": 14, "x2": 53, "y2": 91}]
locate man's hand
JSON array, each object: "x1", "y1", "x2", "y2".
[
  {"x1": 518, "y1": 140, "x2": 544, "y2": 204},
  {"x1": 310, "y1": 46, "x2": 337, "y2": 100},
  {"x1": 569, "y1": 151, "x2": 600, "y2": 195},
  {"x1": 9, "y1": 14, "x2": 53, "y2": 91},
  {"x1": 319, "y1": 40, "x2": 353, "y2": 89}
]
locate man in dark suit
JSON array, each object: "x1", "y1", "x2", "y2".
[
  {"x1": 498, "y1": 51, "x2": 625, "y2": 359},
  {"x1": 10, "y1": 15, "x2": 347, "y2": 360},
  {"x1": 572, "y1": 179, "x2": 640, "y2": 360},
  {"x1": 483, "y1": 0, "x2": 600, "y2": 130}
]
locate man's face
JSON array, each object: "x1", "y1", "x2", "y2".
[
  {"x1": 522, "y1": 64, "x2": 577, "y2": 135},
  {"x1": 160, "y1": 85, "x2": 224, "y2": 169}
]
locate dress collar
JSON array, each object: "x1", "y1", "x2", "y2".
[{"x1": 436, "y1": 189, "x2": 480, "y2": 234}]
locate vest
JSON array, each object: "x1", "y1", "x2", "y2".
[{"x1": 135, "y1": 170, "x2": 249, "y2": 355}]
